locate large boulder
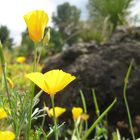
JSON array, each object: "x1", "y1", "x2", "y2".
[{"x1": 37, "y1": 28, "x2": 140, "y2": 138}]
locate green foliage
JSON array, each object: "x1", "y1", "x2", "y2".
[
  {"x1": 0, "y1": 25, "x2": 13, "y2": 49},
  {"x1": 80, "y1": 25, "x2": 105, "y2": 43},
  {"x1": 46, "y1": 28, "x2": 63, "y2": 55},
  {"x1": 17, "y1": 30, "x2": 34, "y2": 56},
  {"x1": 53, "y1": 2, "x2": 81, "y2": 45},
  {"x1": 112, "y1": 129, "x2": 121, "y2": 140},
  {"x1": 80, "y1": 18, "x2": 112, "y2": 44},
  {"x1": 88, "y1": 0, "x2": 133, "y2": 30}
]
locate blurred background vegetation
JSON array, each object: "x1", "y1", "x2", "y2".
[{"x1": 0, "y1": 0, "x2": 138, "y2": 62}]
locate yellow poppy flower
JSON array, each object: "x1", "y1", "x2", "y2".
[
  {"x1": 72, "y1": 107, "x2": 83, "y2": 121},
  {"x1": 81, "y1": 113, "x2": 89, "y2": 121},
  {"x1": 49, "y1": 107, "x2": 66, "y2": 118},
  {"x1": 0, "y1": 108, "x2": 7, "y2": 119},
  {"x1": 16, "y1": 56, "x2": 26, "y2": 64},
  {"x1": 0, "y1": 130, "x2": 15, "y2": 140},
  {"x1": 26, "y1": 69, "x2": 76, "y2": 95},
  {"x1": 24, "y1": 10, "x2": 49, "y2": 42}
]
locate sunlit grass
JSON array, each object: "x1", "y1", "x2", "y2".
[{"x1": 0, "y1": 63, "x2": 43, "y2": 91}]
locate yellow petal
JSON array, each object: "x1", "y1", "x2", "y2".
[
  {"x1": 0, "y1": 108, "x2": 7, "y2": 119},
  {"x1": 81, "y1": 113, "x2": 89, "y2": 121},
  {"x1": 0, "y1": 131, "x2": 15, "y2": 140},
  {"x1": 25, "y1": 72, "x2": 48, "y2": 93},
  {"x1": 44, "y1": 69, "x2": 76, "y2": 94},
  {"x1": 16, "y1": 56, "x2": 26, "y2": 64},
  {"x1": 72, "y1": 107, "x2": 83, "y2": 121},
  {"x1": 49, "y1": 107, "x2": 66, "y2": 118},
  {"x1": 26, "y1": 70, "x2": 76, "y2": 95},
  {"x1": 24, "y1": 10, "x2": 49, "y2": 42}
]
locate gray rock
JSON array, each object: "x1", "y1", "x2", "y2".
[{"x1": 37, "y1": 28, "x2": 140, "y2": 138}]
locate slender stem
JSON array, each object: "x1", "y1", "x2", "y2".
[
  {"x1": 50, "y1": 95, "x2": 58, "y2": 140},
  {"x1": 2, "y1": 67, "x2": 12, "y2": 109},
  {"x1": 26, "y1": 43, "x2": 38, "y2": 140},
  {"x1": 80, "y1": 90, "x2": 88, "y2": 131},
  {"x1": 75, "y1": 121, "x2": 81, "y2": 140},
  {"x1": 15, "y1": 128, "x2": 20, "y2": 140},
  {"x1": 41, "y1": 103, "x2": 46, "y2": 128},
  {"x1": 123, "y1": 60, "x2": 135, "y2": 140},
  {"x1": 41, "y1": 113, "x2": 46, "y2": 129},
  {"x1": 0, "y1": 42, "x2": 12, "y2": 110},
  {"x1": 82, "y1": 98, "x2": 117, "y2": 140},
  {"x1": 33, "y1": 43, "x2": 37, "y2": 72},
  {"x1": 71, "y1": 121, "x2": 76, "y2": 139},
  {"x1": 37, "y1": 46, "x2": 43, "y2": 66},
  {"x1": 92, "y1": 89, "x2": 107, "y2": 139},
  {"x1": 72, "y1": 120, "x2": 80, "y2": 140},
  {"x1": 92, "y1": 89, "x2": 100, "y2": 117},
  {"x1": 79, "y1": 120, "x2": 84, "y2": 138},
  {"x1": 123, "y1": 90, "x2": 135, "y2": 140}
]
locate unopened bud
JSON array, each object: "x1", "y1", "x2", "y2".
[{"x1": 43, "y1": 28, "x2": 50, "y2": 46}]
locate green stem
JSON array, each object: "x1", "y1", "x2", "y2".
[
  {"x1": 2, "y1": 67, "x2": 12, "y2": 109},
  {"x1": 0, "y1": 42, "x2": 12, "y2": 110},
  {"x1": 82, "y1": 98, "x2": 117, "y2": 140},
  {"x1": 41, "y1": 103, "x2": 46, "y2": 128},
  {"x1": 37, "y1": 45, "x2": 43, "y2": 66},
  {"x1": 15, "y1": 129, "x2": 20, "y2": 140},
  {"x1": 71, "y1": 120, "x2": 80, "y2": 140},
  {"x1": 75, "y1": 121, "x2": 81, "y2": 140},
  {"x1": 50, "y1": 95, "x2": 58, "y2": 140},
  {"x1": 79, "y1": 120, "x2": 83, "y2": 137},
  {"x1": 80, "y1": 90, "x2": 87, "y2": 113},
  {"x1": 92, "y1": 89, "x2": 109, "y2": 139},
  {"x1": 71, "y1": 121, "x2": 76, "y2": 139},
  {"x1": 123, "y1": 60, "x2": 136, "y2": 140},
  {"x1": 26, "y1": 43, "x2": 37, "y2": 140},
  {"x1": 41, "y1": 114, "x2": 46, "y2": 129},
  {"x1": 79, "y1": 90, "x2": 88, "y2": 131},
  {"x1": 33, "y1": 43, "x2": 37, "y2": 72},
  {"x1": 92, "y1": 89, "x2": 100, "y2": 117}
]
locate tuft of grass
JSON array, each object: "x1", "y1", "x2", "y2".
[{"x1": 88, "y1": 0, "x2": 133, "y2": 30}]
